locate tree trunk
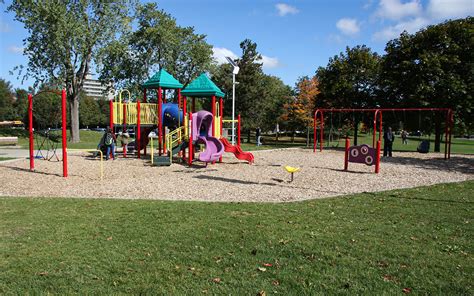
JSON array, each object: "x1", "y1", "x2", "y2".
[
  {"x1": 434, "y1": 114, "x2": 441, "y2": 152},
  {"x1": 306, "y1": 127, "x2": 310, "y2": 147},
  {"x1": 69, "y1": 95, "x2": 80, "y2": 143}
]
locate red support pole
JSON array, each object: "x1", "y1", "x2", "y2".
[
  {"x1": 137, "y1": 101, "x2": 141, "y2": 159},
  {"x1": 344, "y1": 138, "x2": 349, "y2": 171},
  {"x1": 188, "y1": 112, "x2": 193, "y2": 166},
  {"x1": 375, "y1": 140, "x2": 381, "y2": 174},
  {"x1": 158, "y1": 88, "x2": 163, "y2": 156},
  {"x1": 123, "y1": 103, "x2": 127, "y2": 158},
  {"x1": 182, "y1": 97, "x2": 187, "y2": 161},
  {"x1": 313, "y1": 112, "x2": 317, "y2": 153},
  {"x1": 61, "y1": 89, "x2": 68, "y2": 178},
  {"x1": 237, "y1": 114, "x2": 241, "y2": 148},
  {"x1": 109, "y1": 99, "x2": 114, "y2": 131},
  {"x1": 373, "y1": 110, "x2": 377, "y2": 148},
  {"x1": 28, "y1": 93, "x2": 34, "y2": 171},
  {"x1": 211, "y1": 96, "x2": 216, "y2": 137},
  {"x1": 320, "y1": 111, "x2": 324, "y2": 151},
  {"x1": 378, "y1": 111, "x2": 383, "y2": 143},
  {"x1": 178, "y1": 89, "x2": 182, "y2": 110},
  {"x1": 219, "y1": 97, "x2": 223, "y2": 162}
]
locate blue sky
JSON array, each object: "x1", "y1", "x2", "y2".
[{"x1": 1, "y1": 0, "x2": 473, "y2": 89}]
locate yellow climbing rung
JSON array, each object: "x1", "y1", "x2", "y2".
[{"x1": 113, "y1": 102, "x2": 158, "y2": 125}]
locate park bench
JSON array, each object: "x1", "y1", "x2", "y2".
[{"x1": 0, "y1": 137, "x2": 19, "y2": 146}]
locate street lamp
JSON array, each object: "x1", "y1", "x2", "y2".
[{"x1": 226, "y1": 56, "x2": 240, "y2": 145}]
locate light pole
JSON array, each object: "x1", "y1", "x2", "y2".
[{"x1": 226, "y1": 56, "x2": 239, "y2": 145}]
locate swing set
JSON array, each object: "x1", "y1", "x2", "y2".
[
  {"x1": 313, "y1": 108, "x2": 454, "y2": 160},
  {"x1": 28, "y1": 89, "x2": 68, "y2": 176}
]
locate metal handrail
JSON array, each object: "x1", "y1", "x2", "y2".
[{"x1": 67, "y1": 149, "x2": 103, "y2": 180}]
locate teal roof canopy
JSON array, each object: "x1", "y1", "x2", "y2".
[
  {"x1": 142, "y1": 69, "x2": 183, "y2": 89},
  {"x1": 181, "y1": 73, "x2": 225, "y2": 98}
]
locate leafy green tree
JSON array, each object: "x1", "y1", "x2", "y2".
[
  {"x1": 14, "y1": 88, "x2": 29, "y2": 122},
  {"x1": 280, "y1": 76, "x2": 320, "y2": 143},
  {"x1": 31, "y1": 88, "x2": 62, "y2": 129},
  {"x1": 0, "y1": 79, "x2": 15, "y2": 121},
  {"x1": 381, "y1": 17, "x2": 474, "y2": 148},
  {"x1": 8, "y1": 1, "x2": 134, "y2": 142},
  {"x1": 79, "y1": 94, "x2": 101, "y2": 128},
  {"x1": 316, "y1": 45, "x2": 382, "y2": 144},
  {"x1": 98, "y1": 3, "x2": 213, "y2": 97}
]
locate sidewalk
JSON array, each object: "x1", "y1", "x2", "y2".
[{"x1": 0, "y1": 146, "x2": 30, "y2": 158}]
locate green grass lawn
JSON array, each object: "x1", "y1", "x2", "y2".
[
  {"x1": 0, "y1": 157, "x2": 15, "y2": 161},
  {"x1": 1, "y1": 181, "x2": 472, "y2": 294}
]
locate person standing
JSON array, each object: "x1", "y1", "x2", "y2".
[
  {"x1": 104, "y1": 127, "x2": 117, "y2": 160},
  {"x1": 383, "y1": 127, "x2": 394, "y2": 157},
  {"x1": 401, "y1": 130, "x2": 408, "y2": 145},
  {"x1": 256, "y1": 127, "x2": 262, "y2": 146}
]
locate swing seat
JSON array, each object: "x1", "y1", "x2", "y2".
[{"x1": 417, "y1": 140, "x2": 430, "y2": 153}]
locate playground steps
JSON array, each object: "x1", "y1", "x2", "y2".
[{"x1": 152, "y1": 155, "x2": 171, "y2": 166}]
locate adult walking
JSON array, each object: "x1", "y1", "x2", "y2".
[{"x1": 383, "y1": 126, "x2": 394, "y2": 157}]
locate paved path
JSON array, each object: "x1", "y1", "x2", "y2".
[{"x1": 0, "y1": 147, "x2": 30, "y2": 158}]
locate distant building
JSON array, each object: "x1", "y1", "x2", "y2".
[{"x1": 83, "y1": 74, "x2": 114, "y2": 100}]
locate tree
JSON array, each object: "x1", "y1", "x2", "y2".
[
  {"x1": 79, "y1": 94, "x2": 101, "y2": 128},
  {"x1": 210, "y1": 39, "x2": 292, "y2": 142},
  {"x1": 0, "y1": 79, "x2": 15, "y2": 121},
  {"x1": 98, "y1": 3, "x2": 213, "y2": 97},
  {"x1": 8, "y1": 1, "x2": 133, "y2": 142},
  {"x1": 280, "y1": 76, "x2": 320, "y2": 143},
  {"x1": 14, "y1": 88, "x2": 29, "y2": 121},
  {"x1": 316, "y1": 45, "x2": 381, "y2": 144},
  {"x1": 381, "y1": 17, "x2": 474, "y2": 148},
  {"x1": 31, "y1": 87, "x2": 62, "y2": 129}
]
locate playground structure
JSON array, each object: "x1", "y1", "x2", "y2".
[
  {"x1": 109, "y1": 70, "x2": 254, "y2": 166},
  {"x1": 314, "y1": 108, "x2": 454, "y2": 160},
  {"x1": 344, "y1": 139, "x2": 381, "y2": 174}
]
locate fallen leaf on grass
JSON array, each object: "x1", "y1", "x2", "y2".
[
  {"x1": 38, "y1": 271, "x2": 48, "y2": 276},
  {"x1": 257, "y1": 267, "x2": 267, "y2": 272},
  {"x1": 263, "y1": 263, "x2": 273, "y2": 267},
  {"x1": 212, "y1": 277, "x2": 221, "y2": 283},
  {"x1": 402, "y1": 288, "x2": 412, "y2": 294},
  {"x1": 106, "y1": 236, "x2": 113, "y2": 241},
  {"x1": 272, "y1": 280, "x2": 280, "y2": 286},
  {"x1": 257, "y1": 290, "x2": 266, "y2": 296},
  {"x1": 383, "y1": 275, "x2": 393, "y2": 282}
]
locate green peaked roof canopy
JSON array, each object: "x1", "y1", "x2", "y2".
[
  {"x1": 142, "y1": 69, "x2": 183, "y2": 89},
  {"x1": 181, "y1": 73, "x2": 225, "y2": 98}
]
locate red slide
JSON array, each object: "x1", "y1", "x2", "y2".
[{"x1": 220, "y1": 137, "x2": 254, "y2": 164}]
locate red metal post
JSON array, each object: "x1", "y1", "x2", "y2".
[
  {"x1": 375, "y1": 140, "x2": 381, "y2": 174},
  {"x1": 188, "y1": 112, "x2": 193, "y2": 166},
  {"x1": 178, "y1": 89, "x2": 182, "y2": 110},
  {"x1": 237, "y1": 114, "x2": 241, "y2": 148},
  {"x1": 182, "y1": 97, "x2": 187, "y2": 161},
  {"x1": 211, "y1": 96, "x2": 216, "y2": 137},
  {"x1": 378, "y1": 111, "x2": 383, "y2": 143},
  {"x1": 137, "y1": 101, "x2": 141, "y2": 159},
  {"x1": 344, "y1": 138, "x2": 349, "y2": 171},
  {"x1": 61, "y1": 89, "x2": 68, "y2": 178},
  {"x1": 373, "y1": 110, "x2": 377, "y2": 148},
  {"x1": 158, "y1": 87, "x2": 163, "y2": 156},
  {"x1": 28, "y1": 93, "x2": 34, "y2": 171},
  {"x1": 219, "y1": 97, "x2": 223, "y2": 162},
  {"x1": 123, "y1": 103, "x2": 127, "y2": 158},
  {"x1": 313, "y1": 111, "x2": 317, "y2": 153},
  {"x1": 320, "y1": 111, "x2": 324, "y2": 151}
]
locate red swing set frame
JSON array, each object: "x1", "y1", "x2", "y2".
[{"x1": 313, "y1": 108, "x2": 454, "y2": 160}]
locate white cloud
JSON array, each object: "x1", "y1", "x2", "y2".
[
  {"x1": 8, "y1": 45, "x2": 25, "y2": 54},
  {"x1": 275, "y1": 3, "x2": 299, "y2": 16},
  {"x1": 427, "y1": 0, "x2": 474, "y2": 20},
  {"x1": 375, "y1": 0, "x2": 422, "y2": 20},
  {"x1": 212, "y1": 47, "x2": 238, "y2": 65},
  {"x1": 259, "y1": 55, "x2": 280, "y2": 69},
  {"x1": 0, "y1": 20, "x2": 11, "y2": 33},
  {"x1": 336, "y1": 18, "x2": 361, "y2": 36},
  {"x1": 373, "y1": 17, "x2": 429, "y2": 40}
]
